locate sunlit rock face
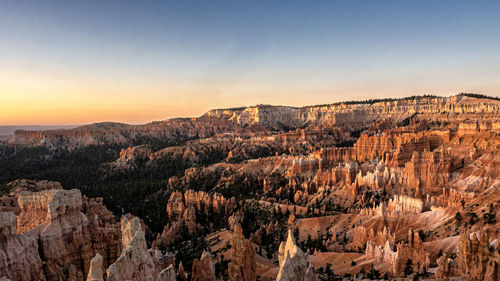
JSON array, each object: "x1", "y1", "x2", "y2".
[
  {"x1": 2, "y1": 95, "x2": 500, "y2": 281},
  {"x1": 10, "y1": 95, "x2": 499, "y2": 149},
  {"x1": 0, "y1": 189, "x2": 121, "y2": 281},
  {"x1": 276, "y1": 230, "x2": 311, "y2": 281},
  {"x1": 106, "y1": 216, "x2": 156, "y2": 281},
  {"x1": 86, "y1": 254, "x2": 104, "y2": 281},
  {"x1": 458, "y1": 230, "x2": 500, "y2": 281},
  {"x1": 16, "y1": 189, "x2": 83, "y2": 233},
  {"x1": 228, "y1": 223, "x2": 256, "y2": 281}
]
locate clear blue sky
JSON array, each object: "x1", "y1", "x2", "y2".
[{"x1": 1, "y1": 0, "x2": 499, "y2": 124}]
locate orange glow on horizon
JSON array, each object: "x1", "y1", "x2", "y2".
[{"x1": 1, "y1": 67, "x2": 499, "y2": 125}]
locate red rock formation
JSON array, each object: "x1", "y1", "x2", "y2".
[
  {"x1": 0, "y1": 212, "x2": 45, "y2": 281},
  {"x1": 457, "y1": 230, "x2": 500, "y2": 281},
  {"x1": 364, "y1": 228, "x2": 429, "y2": 276},
  {"x1": 393, "y1": 228, "x2": 430, "y2": 275},
  {"x1": 108, "y1": 145, "x2": 153, "y2": 170},
  {"x1": 435, "y1": 254, "x2": 458, "y2": 279},
  {"x1": 228, "y1": 223, "x2": 256, "y2": 281},
  {"x1": 304, "y1": 264, "x2": 318, "y2": 281},
  {"x1": 166, "y1": 190, "x2": 235, "y2": 220},
  {"x1": 11, "y1": 96, "x2": 498, "y2": 149},
  {"x1": 351, "y1": 225, "x2": 395, "y2": 251},
  {"x1": 0, "y1": 189, "x2": 121, "y2": 281},
  {"x1": 191, "y1": 251, "x2": 217, "y2": 281},
  {"x1": 401, "y1": 149, "x2": 451, "y2": 190},
  {"x1": 106, "y1": 216, "x2": 156, "y2": 281},
  {"x1": 386, "y1": 195, "x2": 424, "y2": 215}
]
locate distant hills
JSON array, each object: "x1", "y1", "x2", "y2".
[{"x1": 0, "y1": 125, "x2": 77, "y2": 140}]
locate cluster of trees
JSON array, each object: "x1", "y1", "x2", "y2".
[{"x1": 458, "y1": 93, "x2": 500, "y2": 101}]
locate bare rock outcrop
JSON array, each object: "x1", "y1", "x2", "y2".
[
  {"x1": 351, "y1": 225, "x2": 395, "y2": 251},
  {"x1": 0, "y1": 212, "x2": 44, "y2": 281},
  {"x1": 276, "y1": 230, "x2": 309, "y2": 281},
  {"x1": 364, "y1": 227, "x2": 429, "y2": 275},
  {"x1": 1, "y1": 188, "x2": 121, "y2": 281},
  {"x1": 458, "y1": 230, "x2": 500, "y2": 281},
  {"x1": 304, "y1": 264, "x2": 318, "y2": 281},
  {"x1": 228, "y1": 223, "x2": 256, "y2": 281},
  {"x1": 401, "y1": 149, "x2": 451, "y2": 190},
  {"x1": 166, "y1": 190, "x2": 235, "y2": 220},
  {"x1": 7, "y1": 179, "x2": 62, "y2": 194},
  {"x1": 16, "y1": 189, "x2": 83, "y2": 233},
  {"x1": 387, "y1": 195, "x2": 424, "y2": 215},
  {"x1": 157, "y1": 265, "x2": 176, "y2": 281},
  {"x1": 86, "y1": 254, "x2": 104, "y2": 281},
  {"x1": 0, "y1": 212, "x2": 16, "y2": 236},
  {"x1": 108, "y1": 145, "x2": 153, "y2": 170},
  {"x1": 106, "y1": 216, "x2": 156, "y2": 281},
  {"x1": 191, "y1": 251, "x2": 217, "y2": 281},
  {"x1": 435, "y1": 253, "x2": 458, "y2": 279}
]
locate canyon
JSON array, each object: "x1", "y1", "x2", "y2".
[{"x1": 0, "y1": 93, "x2": 499, "y2": 280}]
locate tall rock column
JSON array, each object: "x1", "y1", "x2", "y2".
[
  {"x1": 106, "y1": 216, "x2": 156, "y2": 281},
  {"x1": 86, "y1": 254, "x2": 104, "y2": 281},
  {"x1": 276, "y1": 230, "x2": 309, "y2": 281},
  {"x1": 191, "y1": 251, "x2": 217, "y2": 281},
  {"x1": 228, "y1": 223, "x2": 256, "y2": 281}
]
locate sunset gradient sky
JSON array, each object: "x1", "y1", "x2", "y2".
[{"x1": 1, "y1": 0, "x2": 500, "y2": 125}]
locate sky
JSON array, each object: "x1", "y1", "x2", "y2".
[{"x1": 1, "y1": 0, "x2": 499, "y2": 125}]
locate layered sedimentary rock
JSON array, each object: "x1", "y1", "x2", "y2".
[
  {"x1": 457, "y1": 230, "x2": 500, "y2": 281},
  {"x1": 386, "y1": 195, "x2": 424, "y2": 215},
  {"x1": 393, "y1": 228, "x2": 430, "y2": 275},
  {"x1": 191, "y1": 251, "x2": 217, "y2": 281},
  {"x1": 228, "y1": 223, "x2": 256, "y2": 281},
  {"x1": 8, "y1": 119, "x2": 240, "y2": 149},
  {"x1": 435, "y1": 254, "x2": 458, "y2": 279},
  {"x1": 157, "y1": 265, "x2": 176, "y2": 281},
  {"x1": 206, "y1": 96, "x2": 500, "y2": 131},
  {"x1": 0, "y1": 212, "x2": 16, "y2": 236},
  {"x1": 0, "y1": 189, "x2": 121, "y2": 281},
  {"x1": 11, "y1": 95, "x2": 499, "y2": 149},
  {"x1": 108, "y1": 145, "x2": 153, "y2": 170},
  {"x1": 155, "y1": 189, "x2": 236, "y2": 248},
  {"x1": 16, "y1": 189, "x2": 83, "y2": 233},
  {"x1": 0, "y1": 180, "x2": 63, "y2": 214},
  {"x1": 304, "y1": 265, "x2": 318, "y2": 281},
  {"x1": 0, "y1": 212, "x2": 44, "y2": 281},
  {"x1": 7, "y1": 179, "x2": 62, "y2": 193},
  {"x1": 3, "y1": 95, "x2": 500, "y2": 280},
  {"x1": 106, "y1": 216, "x2": 156, "y2": 281},
  {"x1": 401, "y1": 149, "x2": 451, "y2": 190},
  {"x1": 364, "y1": 228, "x2": 430, "y2": 275},
  {"x1": 351, "y1": 225, "x2": 395, "y2": 251},
  {"x1": 166, "y1": 190, "x2": 235, "y2": 220}
]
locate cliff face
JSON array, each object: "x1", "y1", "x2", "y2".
[
  {"x1": 16, "y1": 189, "x2": 83, "y2": 233},
  {"x1": 458, "y1": 230, "x2": 500, "y2": 281},
  {"x1": 205, "y1": 96, "x2": 499, "y2": 130},
  {"x1": 401, "y1": 149, "x2": 451, "y2": 190},
  {"x1": 364, "y1": 228, "x2": 430, "y2": 275},
  {"x1": 106, "y1": 216, "x2": 156, "y2": 281},
  {"x1": 191, "y1": 251, "x2": 217, "y2": 281},
  {"x1": 228, "y1": 223, "x2": 256, "y2": 281},
  {"x1": 2, "y1": 94, "x2": 500, "y2": 281},
  {"x1": 0, "y1": 189, "x2": 121, "y2": 281},
  {"x1": 8, "y1": 95, "x2": 499, "y2": 149},
  {"x1": 0, "y1": 212, "x2": 44, "y2": 281}
]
